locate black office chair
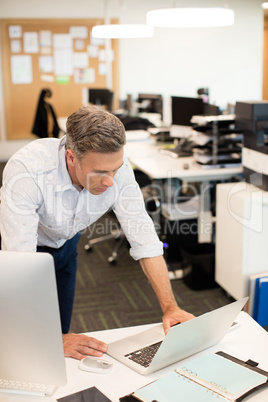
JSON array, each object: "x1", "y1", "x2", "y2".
[{"x1": 84, "y1": 170, "x2": 161, "y2": 264}]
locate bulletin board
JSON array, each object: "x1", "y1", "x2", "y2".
[{"x1": 0, "y1": 18, "x2": 119, "y2": 140}]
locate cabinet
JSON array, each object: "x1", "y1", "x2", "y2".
[{"x1": 215, "y1": 182, "x2": 268, "y2": 299}]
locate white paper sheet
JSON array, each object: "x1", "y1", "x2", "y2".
[
  {"x1": 87, "y1": 44, "x2": 98, "y2": 58},
  {"x1": 70, "y1": 26, "x2": 88, "y2": 39},
  {"x1": 23, "y1": 32, "x2": 39, "y2": 53},
  {"x1": 40, "y1": 30, "x2": 52, "y2": 47},
  {"x1": 11, "y1": 55, "x2": 32, "y2": 84},
  {"x1": 10, "y1": 40, "x2": 21, "y2": 53},
  {"x1": 99, "y1": 48, "x2": 114, "y2": 62},
  {"x1": 73, "y1": 52, "x2": 89, "y2": 68},
  {"x1": 98, "y1": 63, "x2": 106, "y2": 76},
  {"x1": 74, "y1": 68, "x2": 95, "y2": 84},
  {"x1": 54, "y1": 49, "x2": 73, "y2": 76},
  {"x1": 9, "y1": 25, "x2": 22, "y2": 38},
  {"x1": 39, "y1": 55, "x2": 53, "y2": 73},
  {"x1": 53, "y1": 34, "x2": 72, "y2": 49}
]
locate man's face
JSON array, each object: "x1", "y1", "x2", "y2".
[{"x1": 66, "y1": 148, "x2": 124, "y2": 195}]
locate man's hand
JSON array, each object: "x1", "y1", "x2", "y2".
[
  {"x1": 62, "y1": 333, "x2": 108, "y2": 360},
  {"x1": 162, "y1": 306, "x2": 195, "y2": 335}
]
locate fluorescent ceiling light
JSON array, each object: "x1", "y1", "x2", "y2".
[
  {"x1": 146, "y1": 7, "x2": 234, "y2": 28},
  {"x1": 92, "y1": 24, "x2": 154, "y2": 38},
  {"x1": 262, "y1": 3, "x2": 268, "y2": 9}
]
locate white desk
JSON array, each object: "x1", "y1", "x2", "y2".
[
  {"x1": 126, "y1": 138, "x2": 242, "y2": 243},
  {"x1": 1, "y1": 312, "x2": 266, "y2": 402},
  {"x1": 125, "y1": 139, "x2": 242, "y2": 182}
]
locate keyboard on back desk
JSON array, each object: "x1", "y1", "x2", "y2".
[{"x1": 124, "y1": 341, "x2": 162, "y2": 368}]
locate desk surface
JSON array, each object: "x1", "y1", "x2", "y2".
[
  {"x1": 55, "y1": 312, "x2": 268, "y2": 402},
  {"x1": 0, "y1": 313, "x2": 267, "y2": 401},
  {"x1": 125, "y1": 139, "x2": 242, "y2": 182}
]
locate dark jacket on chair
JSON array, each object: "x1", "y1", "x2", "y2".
[{"x1": 32, "y1": 89, "x2": 60, "y2": 138}]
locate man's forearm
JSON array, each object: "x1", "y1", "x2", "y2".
[{"x1": 139, "y1": 255, "x2": 178, "y2": 314}]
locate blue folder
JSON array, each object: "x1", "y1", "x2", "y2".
[{"x1": 253, "y1": 276, "x2": 268, "y2": 326}]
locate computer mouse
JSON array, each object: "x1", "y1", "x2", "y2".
[{"x1": 78, "y1": 357, "x2": 113, "y2": 374}]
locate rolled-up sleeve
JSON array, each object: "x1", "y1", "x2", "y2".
[{"x1": 112, "y1": 160, "x2": 163, "y2": 261}]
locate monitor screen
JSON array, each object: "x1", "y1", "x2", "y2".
[
  {"x1": 88, "y1": 88, "x2": 114, "y2": 111},
  {"x1": 171, "y1": 96, "x2": 204, "y2": 126},
  {"x1": 203, "y1": 103, "x2": 220, "y2": 116},
  {"x1": 137, "y1": 94, "x2": 163, "y2": 115}
]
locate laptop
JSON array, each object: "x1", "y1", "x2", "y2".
[
  {"x1": 107, "y1": 297, "x2": 248, "y2": 375},
  {"x1": 0, "y1": 251, "x2": 67, "y2": 397}
]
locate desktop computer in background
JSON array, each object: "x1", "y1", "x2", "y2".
[
  {"x1": 163, "y1": 96, "x2": 205, "y2": 157},
  {"x1": 88, "y1": 88, "x2": 114, "y2": 111},
  {"x1": 236, "y1": 101, "x2": 268, "y2": 191},
  {"x1": 137, "y1": 94, "x2": 163, "y2": 116},
  {"x1": 171, "y1": 96, "x2": 204, "y2": 129}
]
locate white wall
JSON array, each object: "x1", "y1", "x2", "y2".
[{"x1": 0, "y1": 0, "x2": 265, "y2": 157}]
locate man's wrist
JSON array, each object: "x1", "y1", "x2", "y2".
[{"x1": 161, "y1": 302, "x2": 180, "y2": 315}]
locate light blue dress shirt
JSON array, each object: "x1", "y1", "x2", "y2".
[{"x1": 0, "y1": 136, "x2": 163, "y2": 260}]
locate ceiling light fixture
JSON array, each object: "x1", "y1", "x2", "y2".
[
  {"x1": 146, "y1": 7, "x2": 234, "y2": 28},
  {"x1": 92, "y1": 24, "x2": 154, "y2": 39}
]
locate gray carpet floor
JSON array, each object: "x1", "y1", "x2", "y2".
[{"x1": 69, "y1": 213, "x2": 233, "y2": 333}]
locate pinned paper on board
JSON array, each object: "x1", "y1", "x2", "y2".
[
  {"x1": 9, "y1": 25, "x2": 22, "y2": 38},
  {"x1": 74, "y1": 68, "x2": 95, "y2": 84},
  {"x1": 99, "y1": 49, "x2": 114, "y2": 62},
  {"x1": 73, "y1": 52, "x2": 89, "y2": 68},
  {"x1": 10, "y1": 40, "x2": 21, "y2": 53},
  {"x1": 54, "y1": 49, "x2": 73, "y2": 76},
  {"x1": 56, "y1": 76, "x2": 70, "y2": 84},
  {"x1": 70, "y1": 26, "x2": 88, "y2": 39},
  {"x1": 75, "y1": 39, "x2": 85, "y2": 50},
  {"x1": 39, "y1": 55, "x2": 53, "y2": 73},
  {"x1": 24, "y1": 32, "x2": 39, "y2": 53},
  {"x1": 39, "y1": 30, "x2": 52, "y2": 47},
  {"x1": 11, "y1": 55, "x2": 33, "y2": 84},
  {"x1": 53, "y1": 33, "x2": 72, "y2": 49},
  {"x1": 98, "y1": 63, "x2": 107, "y2": 76},
  {"x1": 40, "y1": 74, "x2": 55, "y2": 83},
  {"x1": 87, "y1": 44, "x2": 98, "y2": 58},
  {"x1": 40, "y1": 47, "x2": 52, "y2": 55}
]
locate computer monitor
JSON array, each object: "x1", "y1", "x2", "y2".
[
  {"x1": 0, "y1": 251, "x2": 67, "y2": 396},
  {"x1": 137, "y1": 93, "x2": 163, "y2": 115},
  {"x1": 170, "y1": 96, "x2": 204, "y2": 138},
  {"x1": 88, "y1": 88, "x2": 114, "y2": 111},
  {"x1": 203, "y1": 103, "x2": 220, "y2": 116}
]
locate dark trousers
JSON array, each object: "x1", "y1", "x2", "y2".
[{"x1": 37, "y1": 233, "x2": 81, "y2": 334}]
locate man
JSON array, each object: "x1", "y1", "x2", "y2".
[{"x1": 0, "y1": 105, "x2": 194, "y2": 360}]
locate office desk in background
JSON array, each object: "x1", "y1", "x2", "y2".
[
  {"x1": 0, "y1": 312, "x2": 266, "y2": 402},
  {"x1": 125, "y1": 137, "x2": 242, "y2": 243},
  {"x1": 125, "y1": 138, "x2": 242, "y2": 182},
  {"x1": 58, "y1": 120, "x2": 242, "y2": 182}
]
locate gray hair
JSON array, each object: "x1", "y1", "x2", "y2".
[{"x1": 65, "y1": 105, "x2": 126, "y2": 160}]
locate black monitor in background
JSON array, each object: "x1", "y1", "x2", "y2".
[
  {"x1": 203, "y1": 103, "x2": 220, "y2": 116},
  {"x1": 171, "y1": 96, "x2": 204, "y2": 126},
  {"x1": 88, "y1": 88, "x2": 114, "y2": 111},
  {"x1": 137, "y1": 94, "x2": 163, "y2": 115}
]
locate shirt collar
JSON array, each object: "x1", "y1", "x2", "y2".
[{"x1": 55, "y1": 136, "x2": 74, "y2": 191}]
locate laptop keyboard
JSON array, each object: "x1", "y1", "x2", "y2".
[
  {"x1": 0, "y1": 379, "x2": 56, "y2": 396},
  {"x1": 124, "y1": 341, "x2": 162, "y2": 368}
]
